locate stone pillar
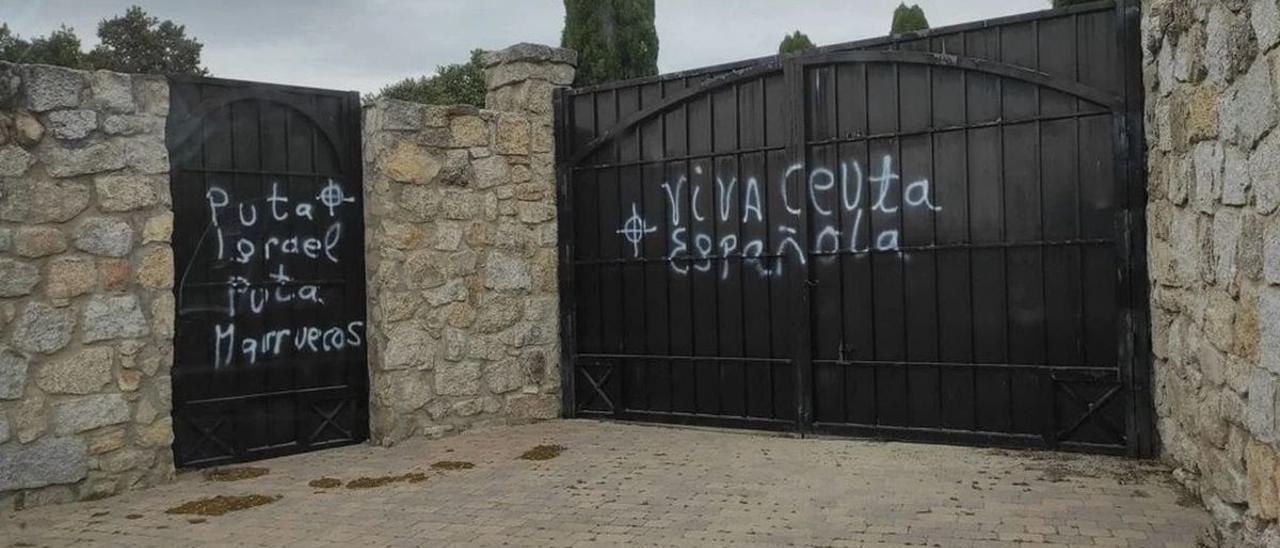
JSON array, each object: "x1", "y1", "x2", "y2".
[
  {"x1": 482, "y1": 43, "x2": 577, "y2": 118},
  {"x1": 361, "y1": 43, "x2": 574, "y2": 446}
]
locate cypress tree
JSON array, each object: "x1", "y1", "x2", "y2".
[
  {"x1": 890, "y1": 3, "x2": 930, "y2": 34},
  {"x1": 778, "y1": 31, "x2": 816, "y2": 55},
  {"x1": 561, "y1": 0, "x2": 659, "y2": 86}
]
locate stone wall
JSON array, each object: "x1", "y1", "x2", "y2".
[
  {"x1": 0, "y1": 62, "x2": 175, "y2": 509},
  {"x1": 1144, "y1": 0, "x2": 1280, "y2": 544},
  {"x1": 362, "y1": 44, "x2": 575, "y2": 444},
  {"x1": 0, "y1": 43, "x2": 573, "y2": 507}
]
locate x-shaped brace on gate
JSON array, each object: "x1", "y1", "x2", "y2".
[
  {"x1": 309, "y1": 400, "x2": 352, "y2": 442},
  {"x1": 578, "y1": 363, "x2": 615, "y2": 413},
  {"x1": 181, "y1": 415, "x2": 235, "y2": 461},
  {"x1": 1055, "y1": 383, "x2": 1124, "y2": 444}
]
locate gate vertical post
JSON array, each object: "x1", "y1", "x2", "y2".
[
  {"x1": 554, "y1": 86, "x2": 578, "y2": 419},
  {"x1": 784, "y1": 58, "x2": 815, "y2": 433},
  {"x1": 1115, "y1": 0, "x2": 1154, "y2": 457},
  {"x1": 345, "y1": 89, "x2": 371, "y2": 443}
]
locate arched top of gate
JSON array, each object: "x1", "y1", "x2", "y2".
[
  {"x1": 167, "y1": 86, "x2": 349, "y2": 174},
  {"x1": 567, "y1": 49, "x2": 1122, "y2": 167},
  {"x1": 802, "y1": 49, "x2": 1123, "y2": 108}
]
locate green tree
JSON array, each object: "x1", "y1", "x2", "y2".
[
  {"x1": 375, "y1": 49, "x2": 488, "y2": 107},
  {"x1": 778, "y1": 31, "x2": 815, "y2": 55},
  {"x1": 890, "y1": 3, "x2": 930, "y2": 34},
  {"x1": 561, "y1": 0, "x2": 659, "y2": 86},
  {"x1": 86, "y1": 6, "x2": 207, "y2": 75},
  {"x1": 1051, "y1": 0, "x2": 1095, "y2": 7},
  {"x1": 0, "y1": 24, "x2": 87, "y2": 68}
]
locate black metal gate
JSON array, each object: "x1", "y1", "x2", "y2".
[
  {"x1": 555, "y1": 0, "x2": 1154, "y2": 456},
  {"x1": 167, "y1": 76, "x2": 368, "y2": 467}
]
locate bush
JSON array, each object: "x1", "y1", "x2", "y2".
[
  {"x1": 0, "y1": 24, "x2": 86, "y2": 68},
  {"x1": 374, "y1": 49, "x2": 487, "y2": 107}
]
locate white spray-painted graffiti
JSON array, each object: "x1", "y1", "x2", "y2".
[
  {"x1": 619, "y1": 155, "x2": 941, "y2": 278},
  {"x1": 192, "y1": 179, "x2": 365, "y2": 369}
]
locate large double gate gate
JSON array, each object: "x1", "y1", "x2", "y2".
[{"x1": 555, "y1": 0, "x2": 1154, "y2": 455}]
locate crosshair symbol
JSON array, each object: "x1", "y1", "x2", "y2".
[
  {"x1": 616, "y1": 203, "x2": 657, "y2": 257},
  {"x1": 317, "y1": 179, "x2": 355, "y2": 216}
]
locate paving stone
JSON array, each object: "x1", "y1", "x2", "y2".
[{"x1": 0, "y1": 421, "x2": 1213, "y2": 547}]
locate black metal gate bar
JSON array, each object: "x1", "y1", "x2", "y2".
[
  {"x1": 555, "y1": 0, "x2": 1151, "y2": 456},
  {"x1": 168, "y1": 75, "x2": 369, "y2": 468},
  {"x1": 1115, "y1": 0, "x2": 1156, "y2": 458},
  {"x1": 784, "y1": 55, "x2": 814, "y2": 431}
]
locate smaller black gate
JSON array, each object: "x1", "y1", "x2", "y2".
[{"x1": 167, "y1": 76, "x2": 368, "y2": 467}]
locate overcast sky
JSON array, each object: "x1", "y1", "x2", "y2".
[{"x1": 2, "y1": 0, "x2": 1055, "y2": 94}]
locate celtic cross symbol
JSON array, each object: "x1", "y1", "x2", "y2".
[{"x1": 616, "y1": 203, "x2": 657, "y2": 258}]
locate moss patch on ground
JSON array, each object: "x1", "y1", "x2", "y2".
[
  {"x1": 165, "y1": 494, "x2": 281, "y2": 516},
  {"x1": 430, "y1": 461, "x2": 475, "y2": 471},
  {"x1": 518, "y1": 444, "x2": 565, "y2": 461},
  {"x1": 308, "y1": 477, "x2": 342, "y2": 489},
  {"x1": 203, "y1": 466, "x2": 270, "y2": 482},
  {"x1": 345, "y1": 472, "x2": 426, "y2": 489}
]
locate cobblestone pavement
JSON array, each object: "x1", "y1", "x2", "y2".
[{"x1": 1, "y1": 420, "x2": 1210, "y2": 547}]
